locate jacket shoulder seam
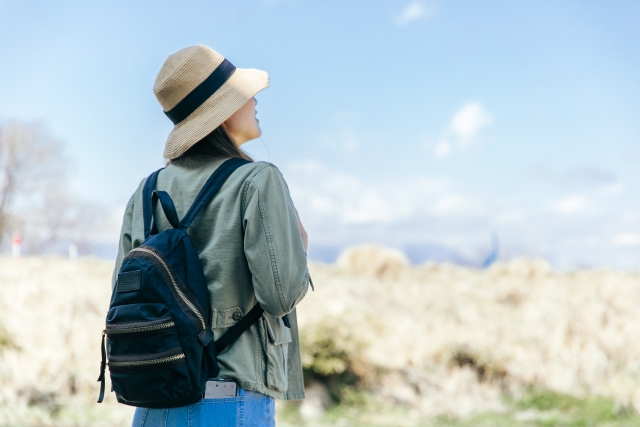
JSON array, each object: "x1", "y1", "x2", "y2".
[{"x1": 243, "y1": 161, "x2": 274, "y2": 181}]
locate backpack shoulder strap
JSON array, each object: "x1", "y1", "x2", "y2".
[
  {"x1": 150, "y1": 190, "x2": 181, "y2": 233},
  {"x1": 214, "y1": 304, "x2": 264, "y2": 354},
  {"x1": 179, "y1": 158, "x2": 250, "y2": 230},
  {"x1": 142, "y1": 168, "x2": 164, "y2": 239}
]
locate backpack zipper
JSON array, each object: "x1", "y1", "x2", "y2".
[
  {"x1": 105, "y1": 321, "x2": 175, "y2": 335},
  {"x1": 108, "y1": 353, "x2": 185, "y2": 368},
  {"x1": 129, "y1": 247, "x2": 206, "y2": 331}
]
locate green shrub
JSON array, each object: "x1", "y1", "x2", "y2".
[
  {"x1": 449, "y1": 346, "x2": 507, "y2": 383},
  {"x1": 0, "y1": 321, "x2": 15, "y2": 353},
  {"x1": 300, "y1": 324, "x2": 365, "y2": 401}
]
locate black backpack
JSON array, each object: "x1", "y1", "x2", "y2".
[{"x1": 97, "y1": 158, "x2": 264, "y2": 408}]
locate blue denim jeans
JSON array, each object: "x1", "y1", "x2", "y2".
[{"x1": 131, "y1": 388, "x2": 275, "y2": 427}]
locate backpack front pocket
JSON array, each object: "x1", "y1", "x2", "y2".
[
  {"x1": 105, "y1": 304, "x2": 192, "y2": 404},
  {"x1": 106, "y1": 303, "x2": 183, "y2": 355},
  {"x1": 108, "y1": 347, "x2": 186, "y2": 372},
  {"x1": 109, "y1": 347, "x2": 192, "y2": 403},
  {"x1": 106, "y1": 316, "x2": 182, "y2": 355}
]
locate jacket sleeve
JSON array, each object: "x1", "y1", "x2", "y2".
[
  {"x1": 242, "y1": 164, "x2": 310, "y2": 318},
  {"x1": 111, "y1": 194, "x2": 136, "y2": 290}
]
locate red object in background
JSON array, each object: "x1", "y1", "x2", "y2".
[{"x1": 12, "y1": 231, "x2": 21, "y2": 258}]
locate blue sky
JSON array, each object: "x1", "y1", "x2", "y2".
[{"x1": 1, "y1": 0, "x2": 639, "y2": 268}]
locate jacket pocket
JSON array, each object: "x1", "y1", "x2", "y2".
[
  {"x1": 260, "y1": 313, "x2": 292, "y2": 392},
  {"x1": 211, "y1": 306, "x2": 245, "y2": 328}
]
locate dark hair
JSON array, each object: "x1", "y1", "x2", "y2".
[{"x1": 171, "y1": 126, "x2": 253, "y2": 162}]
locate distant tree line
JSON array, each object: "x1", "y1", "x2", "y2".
[{"x1": 0, "y1": 122, "x2": 107, "y2": 255}]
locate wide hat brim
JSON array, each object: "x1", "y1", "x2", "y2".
[{"x1": 162, "y1": 67, "x2": 269, "y2": 160}]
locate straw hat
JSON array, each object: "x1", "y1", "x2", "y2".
[{"x1": 153, "y1": 45, "x2": 269, "y2": 159}]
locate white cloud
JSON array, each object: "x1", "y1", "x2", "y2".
[
  {"x1": 449, "y1": 103, "x2": 493, "y2": 146},
  {"x1": 394, "y1": 1, "x2": 437, "y2": 27},
  {"x1": 281, "y1": 160, "x2": 640, "y2": 268},
  {"x1": 433, "y1": 102, "x2": 493, "y2": 159},
  {"x1": 285, "y1": 160, "x2": 453, "y2": 229},
  {"x1": 614, "y1": 233, "x2": 640, "y2": 247},
  {"x1": 496, "y1": 209, "x2": 529, "y2": 224},
  {"x1": 431, "y1": 195, "x2": 487, "y2": 217},
  {"x1": 600, "y1": 182, "x2": 625, "y2": 196},
  {"x1": 434, "y1": 141, "x2": 452, "y2": 159},
  {"x1": 321, "y1": 127, "x2": 360, "y2": 153},
  {"x1": 286, "y1": 161, "x2": 394, "y2": 225},
  {"x1": 555, "y1": 195, "x2": 593, "y2": 215}
]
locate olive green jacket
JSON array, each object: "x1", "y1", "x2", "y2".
[{"x1": 112, "y1": 155, "x2": 310, "y2": 400}]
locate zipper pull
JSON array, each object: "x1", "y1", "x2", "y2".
[{"x1": 97, "y1": 330, "x2": 106, "y2": 403}]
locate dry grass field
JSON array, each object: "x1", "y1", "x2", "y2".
[{"x1": 1, "y1": 246, "x2": 640, "y2": 426}]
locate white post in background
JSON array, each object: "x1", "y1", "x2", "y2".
[
  {"x1": 11, "y1": 231, "x2": 21, "y2": 258},
  {"x1": 68, "y1": 243, "x2": 78, "y2": 262}
]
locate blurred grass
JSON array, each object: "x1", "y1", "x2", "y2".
[
  {"x1": 1, "y1": 387, "x2": 639, "y2": 426},
  {"x1": 5, "y1": 254, "x2": 640, "y2": 426},
  {"x1": 276, "y1": 389, "x2": 640, "y2": 427},
  {"x1": 0, "y1": 403, "x2": 134, "y2": 427}
]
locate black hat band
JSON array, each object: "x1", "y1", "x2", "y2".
[{"x1": 164, "y1": 59, "x2": 237, "y2": 125}]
